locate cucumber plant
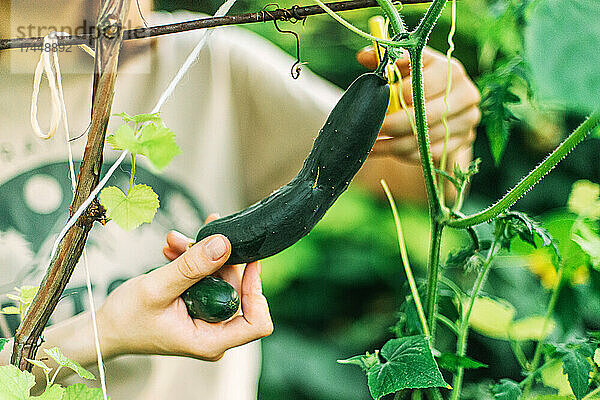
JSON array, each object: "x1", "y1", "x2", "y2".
[{"x1": 1, "y1": 0, "x2": 600, "y2": 399}]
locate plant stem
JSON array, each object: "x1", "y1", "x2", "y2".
[
  {"x1": 425, "y1": 221, "x2": 443, "y2": 339},
  {"x1": 374, "y1": 0, "x2": 405, "y2": 34},
  {"x1": 448, "y1": 111, "x2": 600, "y2": 229},
  {"x1": 382, "y1": 180, "x2": 430, "y2": 337},
  {"x1": 436, "y1": 313, "x2": 459, "y2": 336},
  {"x1": 10, "y1": 0, "x2": 131, "y2": 370},
  {"x1": 408, "y1": 48, "x2": 443, "y2": 218},
  {"x1": 523, "y1": 266, "x2": 564, "y2": 397},
  {"x1": 450, "y1": 240, "x2": 500, "y2": 400},
  {"x1": 128, "y1": 154, "x2": 136, "y2": 194},
  {"x1": 518, "y1": 359, "x2": 559, "y2": 388},
  {"x1": 412, "y1": 0, "x2": 448, "y2": 48}
]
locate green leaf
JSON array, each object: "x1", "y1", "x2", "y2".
[
  {"x1": 0, "y1": 365, "x2": 36, "y2": 400},
  {"x1": 106, "y1": 125, "x2": 145, "y2": 155},
  {"x1": 545, "y1": 339, "x2": 594, "y2": 400},
  {"x1": 43, "y1": 348, "x2": 95, "y2": 380},
  {"x1": 115, "y1": 111, "x2": 162, "y2": 125},
  {"x1": 478, "y1": 58, "x2": 527, "y2": 165},
  {"x1": 491, "y1": 379, "x2": 522, "y2": 400},
  {"x1": 62, "y1": 384, "x2": 107, "y2": 400},
  {"x1": 365, "y1": 336, "x2": 449, "y2": 399},
  {"x1": 25, "y1": 358, "x2": 52, "y2": 377},
  {"x1": 465, "y1": 253, "x2": 486, "y2": 273},
  {"x1": 444, "y1": 245, "x2": 476, "y2": 270},
  {"x1": 99, "y1": 184, "x2": 159, "y2": 231},
  {"x1": 508, "y1": 316, "x2": 556, "y2": 341},
  {"x1": 594, "y1": 348, "x2": 600, "y2": 367},
  {"x1": 35, "y1": 385, "x2": 65, "y2": 400},
  {"x1": 338, "y1": 351, "x2": 379, "y2": 371},
  {"x1": 525, "y1": 0, "x2": 600, "y2": 112},
  {"x1": 436, "y1": 353, "x2": 487, "y2": 373},
  {"x1": 568, "y1": 180, "x2": 600, "y2": 219},
  {"x1": 560, "y1": 348, "x2": 592, "y2": 400},
  {"x1": 137, "y1": 124, "x2": 181, "y2": 170},
  {"x1": 2, "y1": 286, "x2": 39, "y2": 320},
  {"x1": 467, "y1": 296, "x2": 516, "y2": 340},
  {"x1": 106, "y1": 122, "x2": 180, "y2": 171},
  {"x1": 454, "y1": 158, "x2": 481, "y2": 186},
  {"x1": 495, "y1": 211, "x2": 559, "y2": 257},
  {"x1": 0, "y1": 338, "x2": 8, "y2": 352}
]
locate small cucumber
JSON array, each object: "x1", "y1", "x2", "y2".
[{"x1": 182, "y1": 276, "x2": 239, "y2": 322}]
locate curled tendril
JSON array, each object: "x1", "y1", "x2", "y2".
[{"x1": 261, "y1": 4, "x2": 306, "y2": 79}]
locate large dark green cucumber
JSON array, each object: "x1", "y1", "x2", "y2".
[
  {"x1": 197, "y1": 72, "x2": 390, "y2": 264},
  {"x1": 185, "y1": 73, "x2": 389, "y2": 322}
]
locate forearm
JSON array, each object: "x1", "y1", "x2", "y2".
[{"x1": 0, "y1": 311, "x2": 112, "y2": 384}]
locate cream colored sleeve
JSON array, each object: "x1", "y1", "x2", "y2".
[{"x1": 212, "y1": 28, "x2": 343, "y2": 204}]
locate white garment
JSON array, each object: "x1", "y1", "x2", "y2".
[{"x1": 0, "y1": 10, "x2": 341, "y2": 399}]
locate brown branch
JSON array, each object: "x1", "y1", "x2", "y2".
[
  {"x1": 10, "y1": 0, "x2": 132, "y2": 370},
  {"x1": 0, "y1": 0, "x2": 431, "y2": 51}
]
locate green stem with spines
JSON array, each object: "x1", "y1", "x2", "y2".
[
  {"x1": 447, "y1": 111, "x2": 600, "y2": 229},
  {"x1": 425, "y1": 221, "x2": 443, "y2": 338},
  {"x1": 374, "y1": 0, "x2": 406, "y2": 34},
  {"x1": 450, "y1": 239, "x2": 500, "y2": 400}
]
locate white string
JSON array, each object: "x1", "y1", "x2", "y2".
[
  {"x1": 31, "y1": 32, "x2": 109, "y2": 400},
  {"x1": 45, "y1": 0, "x2": 237, "y2": 270},
  {"x1": 30, "y1": 35, "x2": 62, "y2": 139}
]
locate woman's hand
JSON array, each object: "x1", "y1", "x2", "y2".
[
  {"x1": 97, "y1": 215, "x2": 273, "y2": 362},
  {"x1": 356, "y1": 46, "x2": 481, "y2": 163}
]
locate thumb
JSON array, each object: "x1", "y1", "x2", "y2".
[{"x1": 145, "y1": 234, "x2": 232, "y2": 303}]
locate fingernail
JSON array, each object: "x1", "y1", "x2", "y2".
[
  {"x1": 172, "y1": 230, "x2": 190, "y2": 242},
  {"x1": 205, "y1": 236, "x2": 227, "y2": 260}
]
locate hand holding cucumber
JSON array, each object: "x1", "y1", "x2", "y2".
[
  {"x1": 96, "y1": 218, "x2": 273, "y2": 361},
  {"x1": 356, "y1": 46, "x2": 481, "y2": 163}
]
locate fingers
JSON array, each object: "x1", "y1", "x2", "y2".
[
  {"x1": 163, "y1": 231, "x2": 194, "y2": 260},
  {"x1": 163, "y1": 214, "x2": 220, "y2": 260},
  {"x1": 219, "y1": 261, "x2": 273, "y2": 349},
  {"x1": 380, "y1": 81, "x2": 480, "y2": 138},
  {"x1": 146, "y1": 234, "x2": 232, "y2": 304},
  {"x1": 373, "y1": 106, "x2": 480, "y2": 157}
]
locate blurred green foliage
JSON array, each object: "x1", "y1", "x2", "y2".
[{"x1": 152, "y1": 1, "x2": 600, "y2": 398}]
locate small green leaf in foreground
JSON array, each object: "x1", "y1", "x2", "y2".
[
  {"x1": 36, "y1": 384, "x2": 65, "y2": 400},
  {"x1": 62, "y1": 383, "x2": 107, "y2": 400},
  {"x1": 0, "y1": 338, "x2": 8, "y2": 352},
  {"x1": 0, "y1": 364, "x2": 36, "y2": 399},
  {"x1": 106, "y1": 122, "x2": 181, "y2": 171},
  {"x1": 43, "y1": 347, "x2": 95, "y2": 380},
  {"x1": 491, "y1": 379, "x2": 521, "y2": 400},
  {"x1": 99, "y1": 184, "x2": 159, "y2": 231},
  {"x1": 106, "y1": 125, "x2": 145, "y2": 155},
  {"x1": 115, "y1": 111, "x2": 162, "y2": 125},
  {"x1": 345, "y1": 335, "x2": 449, "y2": 399}
]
